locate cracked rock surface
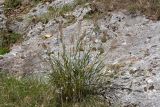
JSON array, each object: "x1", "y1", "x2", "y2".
[
  {"x1": 0, "y1": 0, "x2": 6, "y2": 29},
  {"x1": 1, "y1": 0, "x2": 160, "y2": 106}
]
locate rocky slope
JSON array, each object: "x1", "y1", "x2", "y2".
[
  {"x1": 0, "y1": 0, "x2": 6, "y2": 29},
  {"x1": 1, "y1": 0, "x2": 160, "y2": 106}
]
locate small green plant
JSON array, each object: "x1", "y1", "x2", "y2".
[
  {"x1": 4, "y1": 0, "x2": 22, "y2": 12},
  {"x1": 48, "y1": 51, "x2": 105, "y2": 104},
  {"x1": 0, "y1": 30, "x2": 22, "y2": 55},
  {"x1": 0, "y1": 47, "x2": 10, "y2": 55},
  {"x1": 9, "y1": 32, "x2": 22, "y2": 44}
]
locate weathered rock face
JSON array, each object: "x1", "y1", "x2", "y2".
[
  {"x1": 0, "y1": 0, "x2": 7, "y2": 30},
  {"x1": 99, "y1": 12, "x2": 160, "y2": 107},
  {"x1": 9, "y1": 0, "x2": 75, "y2": 34},
  {"x1": 1, "y1": 0, "x2": 160, "y2": 106}
]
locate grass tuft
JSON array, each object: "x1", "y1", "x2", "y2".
[
  {"x1": 41, "y1": 22, "x2": 118, "y2": 106},
  {"x1": 0, "y1": 72, "x2": 56, "y2": 107}
]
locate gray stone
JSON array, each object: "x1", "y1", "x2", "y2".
[
  {"x1": 1, "y1": 0, "x2": 160, "y2": 106},
  {"x1": 0, "y1": 2, "x2": 7, "y2": 29}
]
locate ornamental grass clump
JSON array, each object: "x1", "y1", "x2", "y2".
[{"x1": 45, "y1": 22, "x2": 117, "y2": 106}]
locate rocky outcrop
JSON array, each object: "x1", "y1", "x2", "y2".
[
  {"x1": 99, "y1": 12, "x2": 160, "y2": 107},
  {"x1": 8, "y1": 0, "x2": 75, "y2": 34},
  {"x1": 0, "y1": 0, "x2": 7, "y2": 30},
  {"x1": 1, "y1": 0, "x2": 160, "y2": 106}
]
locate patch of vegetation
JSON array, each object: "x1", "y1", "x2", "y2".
[
  {"x1": 33, "y1": 0, "x2": 93, "y2": 24},
  {"x1": 4, "y1": 0, "x2": 22, "y2": 12},
  {"x1": 0, "y1": 69, "x2": 107, "y2": 107},
  {"x1": 0, "y1": 48, "x2": 10, "y2": 55},
  {"x1": 0, "y1": 72, "x2": 56, "y2": 107},
  {"x1": 94, "y1": 0, "x2": 160, "y2": 20},
  {"x1": 4, "y1": 0, "x2": 43, "y2": 15},
  {"x1": 0, "y1": 22, "x2": 119, "y2": 106},
  {"x1": 0, "y1": 30, "x2": 22, "y2": 55},
  {"x1": 0, "y1": 48, "x2": 116, "y2": 106},
  {"x1": 48, "y1": 49, "x2": 108, "y2": 106},
  {"x1": 4, "y1": 0, "x2": 22, "y2": 9},
  {"x1": 42, "y1": 22, "x2": 118, "y2": 106},
  {"x1": 34, "y1": 4, "x2": 76, "y2": 24},
  {"x1": 128, "y1": 4, "x2": 140, "y2": 14},
  {"x1": 77, "y1": 0, "x2": 160, "y2": 20}
]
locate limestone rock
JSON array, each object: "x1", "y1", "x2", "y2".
[{"x1": 1, "y1": 0, "x2": 160, "y2": 106}]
